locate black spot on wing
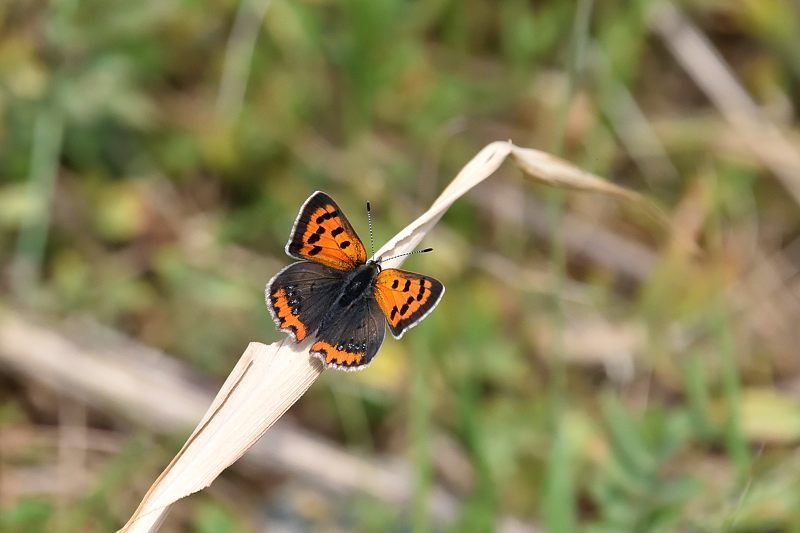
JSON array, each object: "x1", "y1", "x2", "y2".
[
  {"x1": 340, "y1": 240, "x2": 351, "y2": 249},
  {"x1": 308, "y1": 233, "x2": 321, "y2": 244},
  {"x1": 308, "y1": 246, "x2": 323, "y2": 256},
  {"x1": 315, "y1": 210, "x2": 339, "y2": 224},
  {"x1": 402, "y1": 279, "x2": 411, "y2": 292},
  {"x1": 391, "y1": 279, "x2": 399, "y2": 289},
  {"x1": 416, "y1": 282, "x2": 425, "y2": 301},
  {"x1": 331, "y1": 227, "x2": 344, "y2": 237}
]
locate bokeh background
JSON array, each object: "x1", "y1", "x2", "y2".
[{"x1": 2, "y1": 0, "x2": 800, "y2": 531}]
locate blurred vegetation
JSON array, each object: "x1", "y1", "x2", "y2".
[{"x1": 2, "y1": 0, "x2": 800, "y2": 531}]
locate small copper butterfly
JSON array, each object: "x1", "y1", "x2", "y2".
[{"x1": 266, "y1": 191, "x2": 444, "y2": 371}]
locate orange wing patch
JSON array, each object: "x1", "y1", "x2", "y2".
[
  {"x1": 311, "y1": 340, "x2": 365, "y2": 369},
  {"x1": 286, "y1": 192, "x2": 367, "y2": 271},
  {"x1": 269, "y1": 287, "x2": 308, "y2": 341},
  {"x1": 373, "y1": 269, "x2": 444, "y2": 338}
]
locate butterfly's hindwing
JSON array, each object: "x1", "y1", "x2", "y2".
[
  {"x1": 266, "y1": 261, "x2": 345, "y2": 342},
  {"x1": 310, "y1": 295, "x2": 386, "y2": 371},
  {"x1": 286, "y1": 191, "x2": 367, "y2": 271},
  {"x1": 373, "y1": 269, "x2": 444, "y2": 338}
]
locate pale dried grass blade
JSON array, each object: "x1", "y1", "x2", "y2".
[
  {"x1": 121, "y1": 340, "x2": 322, "y2": 532},
  {"x1": 123, "y1": 140, "x2": 652, "y2": 532},
  {"x1": 377, "y1": 141, "x2": 659, "y2": 267},
  {"x1": 510, "y1": 145, "x2": 673, "y2": 238},
  {"x1": 510, "y1": 145, "x2": 641, "y2": 201},
  {"x1": 376, "y1": 141, "x2": 512, "y2": 268}
]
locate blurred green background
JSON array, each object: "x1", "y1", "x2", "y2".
[{"x1": 3, "y1": 0, "x2": 800, "y2": 531}]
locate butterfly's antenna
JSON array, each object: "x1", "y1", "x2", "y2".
[
  {"x1": 377, "y1": 248, "x2": 433, "y2": 263},
  {"x1": 366, "y1": 201, "x2": 375, "y2": 258}
]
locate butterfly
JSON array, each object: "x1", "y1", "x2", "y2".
[{"x1": 266, "y1": 191, "x2": 444, "y2": 371}]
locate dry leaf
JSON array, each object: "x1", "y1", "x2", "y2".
[
  {"x1": 121, "y1": 340, "x2": 321, "y2": 531},
  {"x1": 121, "y1": 141, "x2": 655, "y2": 532}
]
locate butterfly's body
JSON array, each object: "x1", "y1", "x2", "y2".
[
  {"x1": 267, "y1": 192, "x2": 443, "y2": 371},
  {"x1": 334, "y1": 261, "x2": 381, "y2": 311}
]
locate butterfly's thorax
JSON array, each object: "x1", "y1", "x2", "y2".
[{"x1": 335, "y1": 261, "x2": 380, "y2": 309}]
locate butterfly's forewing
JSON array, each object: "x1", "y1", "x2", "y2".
[
  {"x1": 266, "y1": 261, "x2": 345, "y2": 342},
  {"x1": 373, "y1": 269, "x2": 444, "y2": 339},
  {"x1": 310, "y1": 299, "x2": 386, "y2": 371},
  {"x1": 286, "y1": 191, "x2": 367, "y2": 271}
]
